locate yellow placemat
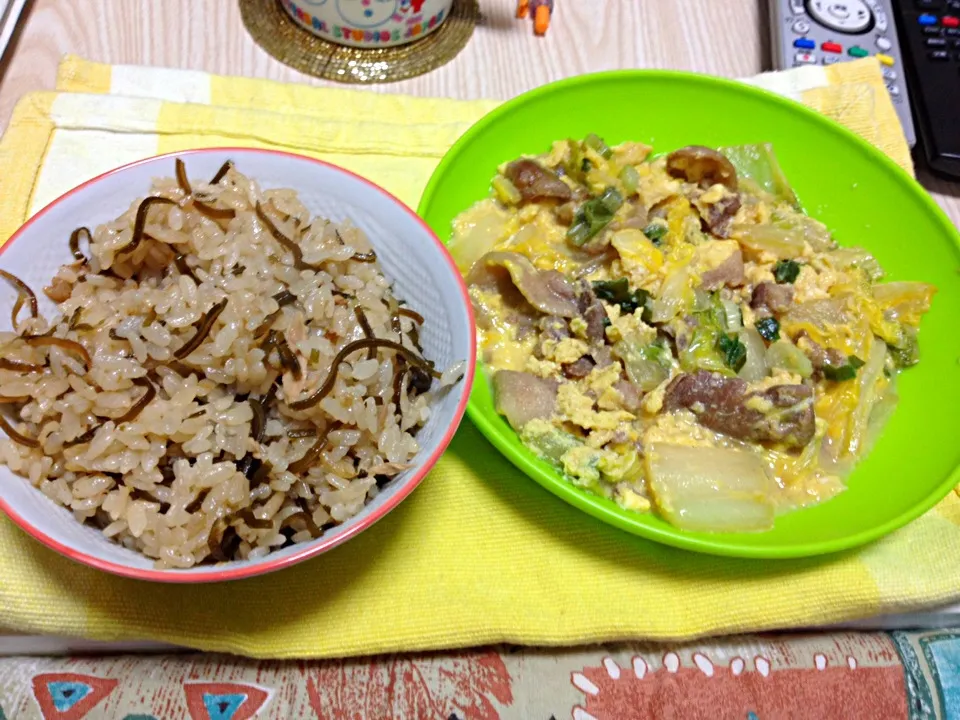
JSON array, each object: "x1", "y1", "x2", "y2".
[{"x1": 0, "y1": 56, "x2": 955, "y2": 660}]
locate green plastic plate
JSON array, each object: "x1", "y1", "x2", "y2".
[{"x1": 418, "y1": 70, "x2": 960, "y2": 558}]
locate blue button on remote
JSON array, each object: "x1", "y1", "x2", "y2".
[
  {"x1": 919, "y1": 14, "x2": 938, "y2": 25},
  {"x1": 793, "y1": 37, "x2": 815, "y2": 49}
]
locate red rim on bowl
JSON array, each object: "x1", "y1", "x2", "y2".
[{"x1": 0, "y1": 148, "x2": 476, "y2": 583}]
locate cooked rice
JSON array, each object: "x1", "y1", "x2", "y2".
[{"x1": 0, "y1": 159, "x2": 463, "y2": 568}]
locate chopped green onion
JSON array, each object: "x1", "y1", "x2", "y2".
[
  {"x1": 755, "y1": 317, "x2": 781, "y2": 342},
  {"x1": 584, "y1": 133, "x2": 613, "y2": 159},
  {"x1": 566, "y1": 187, "x2": 623, "y2": 247},
  {"x1": 823, "y1": 355, "x2": 865, "y2": 382},
  {"x1": 642, "y1": 223, "x2": 667, "y2": 244},
  {"x1": 718, "y1": 333, "x2": 747, "y2": 372},
  {"x1": 620, "y1": 165, "x2": 640, "y2": 195},
  {"x1": 592, "y1": 278, "x2": 651, "y2": 320},
  {"x1": 597, "y1": 187, "x2": 622, "y2": 213},
  {"x1": 492, "y1": 175, "x2": 522, "y2": 205},
  {"x1": 566, "y1": 222, "x2": 594, "y2": 247},
  {"x1": 773, "y1": 259, "x2": 801, "y2": 284}
]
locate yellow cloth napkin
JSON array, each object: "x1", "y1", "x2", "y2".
[{"x1": 0, "y1": 56, "x2": 955, "y2": 660}]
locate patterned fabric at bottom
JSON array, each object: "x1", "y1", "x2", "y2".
[{"x1": 0, "y1": 629, "x2": 956, "y2": 719}]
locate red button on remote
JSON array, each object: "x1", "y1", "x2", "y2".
[
  {"x1": 944, "y1": 16, "x2": 960, "y2": 27},
  {"x1": 822, "y1": 42, "x2": 843, "y2": 53}
]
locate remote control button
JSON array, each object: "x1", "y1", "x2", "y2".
[
  {"x1": 887, "y1": 84, "x2": 900, "y2": 97},
  {"x1": 875, "y1": 11, "x2": 888, "y2": 31},
  {"x1": 929, "y1": 49, "x2": 950, "y2": 59},
  {"x1": 794, "y1": 37, "x2": 816, "y2": 49},
  {"x1": 953, "y1": 38, "x2": 960, "y2": 47},
  {"x1": 950, "y1": 0, "x2": 960, "y2": 8},
  {"x1": 916, "y1": 0, "x2": 941, "y2": 7},
  {"x1": 808, "y1": 0, "x2": 874, "y2": 34},
  {"x1": 822, "y1": 56, "x2": 840, "y2": 64},
  {"x1": 923, "y1": 26, "x2": 943, "y2": 34},
  {"x1": 822, "y1": 41, "x2": 843, "y2": 52},
  {"x1": 795, "y1": 52, "x2": 817, "y2": 64},
  {"x1": 876, "y1": 36, "x2": 892, "y2": 50},
  {"x1": 792, "y1": 19, "x2": 811, "y2": 34},
  {"x1": 919, "y1": 13, "x2": 939, "y2": 24},
  {"x1": 926, "y1": 37, "x2": 948, "y2": 46},
  {"x1": 790, "y1": 0, "x2": 806, "y2": 14},
  {"x1": 943, "y1": 15, "x2": 960, "y2": 26},
  {"x1": 876, "y1": 53, "x2": 895, "y2": 65},
  {"x1": 848, "y1": 45, "x2": 870, "y2": 57},
  {"x1": 882, "y1": 68, "x2": 897, "y2": 80}
]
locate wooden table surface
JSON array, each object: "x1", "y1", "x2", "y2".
[{"x1": 0, "y1": 0, "x2": 958, "y2": 219}]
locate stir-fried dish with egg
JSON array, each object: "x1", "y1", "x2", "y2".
[{"x1": 449, "y1": 136, "x2": 936, "y2": 533}]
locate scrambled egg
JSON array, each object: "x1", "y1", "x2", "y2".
[{"x1": 556, "y1": 383, "x2": 634, "y2": 432}]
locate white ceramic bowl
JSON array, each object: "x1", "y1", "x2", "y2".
[
  {"x1": 0, "y1": 148, "x2": 475, "y2": 582},
  {"x1": 281, "y1": 0, "x2": 453, "y2": 48}
]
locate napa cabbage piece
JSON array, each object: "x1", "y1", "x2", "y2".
[
  {"x1": 614, "y1": 335, "x2": 672, "y2": 391},
  {"x1": 769, "y1": 208, "x2": 835, "y2": 252},
  {"x1": 732, "y1": 208, "x2": 833, "y2": 260},
  {"x1": 872, "y1": 281, "x2": 937, "y2": 327},
  {"x1": 719, "y1": 143, "x2": 838, "y2": 252},
  {"x1": 766, "y1": 340, "x2": 814, "y2": 378},
  {"x1": 646, "y1": 442, "x2": 776, "y2": 532},
  {"x1": 675, "y1": 293, "x2": 749, "y2": 375},
  {"x1": 611, "y1": 228, "x2": 665, "y2": 281},
  {"x1": 720, "y1": 143, "x2": 799, "y2": 209},
  {"x1": 520, "y1": 419, "x2": 582, "y2": 463},
  {"x1": 733, "y1": 223, "x2": 808, "y2": 259},
  {"x1": 737, "y1": 327, "x2": 768, "y2": 382},
  {"x1": 649, "y1": 245, "x2": 697, "y2": 322},
  {"x1": 816, "y1": 338, "x2": 888, "y2": 473},
  {"x1": 678, "y1": 321, "x2": 728, "y2": 375},
  {"x1": 782, "y1": 296, "x2": 871, "y2": 357},
  {"x1": 828, "y1": 246, "x2": 885, "y2": 282},
  {"x1": 449, "y1": 199, "x2": 513, "y2": 273}
]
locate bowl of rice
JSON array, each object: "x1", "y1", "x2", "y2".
[{"x1": 0, "y1": 148, "x2": 474, "y2": 582}]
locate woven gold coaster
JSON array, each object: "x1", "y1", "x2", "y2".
[{"x1": 240, "y1": 0, "x2": 478, "y2": 84}]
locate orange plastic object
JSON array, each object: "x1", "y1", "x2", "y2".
[
  {"x1": 534, "y1": 4, "x2": 551, "y2": 35},
  {"x1": 516, "y1": 0, "x2": 529, "y2": 19}
]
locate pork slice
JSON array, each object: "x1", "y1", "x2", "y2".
[
  {"x1": 692, "y1": 189, "x2": 741, "y2": 238},
  {"x1": 576, "y1": 280, "x2": 608, "y2": 344},
  {"x1": 663, "y1": 370, "x2": 814, "y2": 449},
  {"x1": 795, "y1": 332, "x2": 846, "y2": 370},
  {"x1": 504, "y1": 159, "x2": 572, "y2": 203},
  {"x1": 562, "y1": 356, "x2": 596, "y2": 379},
  {"x1": 481, "y1": 252, "x2": 579, "y2": 317},
  {"x1": 493, "y1": 370, "x2": 560, "y2": 431},
  {"x1": 750, "y1": 282, "x2": 794, "y2": 315},
  {"x1": 538, "y1": 316, "x2": 571, "y2": 342},
  {"x1": 700, "y1": 247, "x2": 745, "y2": 291},
  {"x1": 614, "y1": 379, "x2": 643, "y2": 412}
]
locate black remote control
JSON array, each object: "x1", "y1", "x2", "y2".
[{"x1": 892, "y1": 0, "x2": 960, "y2": 178}]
